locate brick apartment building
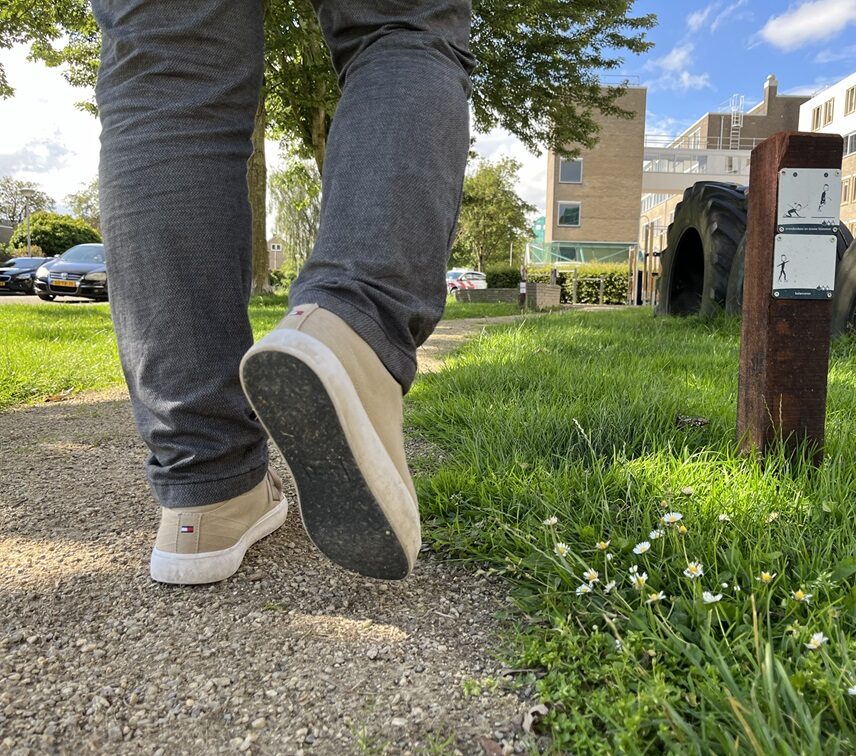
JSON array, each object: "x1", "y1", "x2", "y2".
[{"x1": 541, "y1": 87, "x2": 647, "y2": 265}]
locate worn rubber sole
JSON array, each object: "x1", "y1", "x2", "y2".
[
  {"x1": 240, "y1": 330, "x2": 418, "y2": 580},
  {"x1": 149, "y1": 497, "x2": 288, "y2": 585}
]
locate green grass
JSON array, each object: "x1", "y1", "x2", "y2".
[
  {"x1": 407, "y1": 309, "x2": 856, "y2": 754},
  {"x1": 0, "y1": 295, "x2": 522, "y2": 411}
]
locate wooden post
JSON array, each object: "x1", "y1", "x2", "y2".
[
  {"x1": 571, "y1": 269, "x2": 578, "y2": 305},
  {"x1": 598, "y1": 275, "x2": 605, "y2": 305},
  {"x1": 737, "y1": 131, "x2": 844, "y2": 461}
]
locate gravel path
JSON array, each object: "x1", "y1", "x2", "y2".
[{"x1": 0, "y1": 316, "x2": 542, "y2": 755}]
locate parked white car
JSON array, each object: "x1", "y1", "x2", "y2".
[{"x1": 446, "y1": 269, "x2": 487, "y2": 292}]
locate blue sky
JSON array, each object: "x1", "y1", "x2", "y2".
[
  {"x1": 1, "y1": 0, "x2": 856, "y2": 218},
  {"x1": 625, "y1": 0, "x2": 856, "y2": 137}
]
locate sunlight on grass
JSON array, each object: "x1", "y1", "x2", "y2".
[
  {"x1": 0, "y1": 296, "x2": 523, "y2": 412},
  {"x1": 408, "y1": 309, "x2": 856, "y2": 753}
]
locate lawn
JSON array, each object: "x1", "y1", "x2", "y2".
[
  {"x1": 0, "y1": 295, "x2": 522, "y2": 411},
  {"x1": 407, "y1": 309, "x2": 856, "y2": 753}
]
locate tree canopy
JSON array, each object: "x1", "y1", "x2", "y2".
[
  {"x1": 452, "y1": 157, "x2": 534, "y2": 272},
  {"x1": 7, "y1": 1, "x2": 656, "y2": 166},
  {"x1": 0, "y1": 177, "x2": 55, "y2": 229},
  {"x1": 65, "y1": 178, "x2": 100, "y2": 232}
]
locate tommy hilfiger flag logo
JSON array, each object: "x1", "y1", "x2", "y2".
[{"x1": 180, "y1": 525, "x2": 195, "y2": 534}]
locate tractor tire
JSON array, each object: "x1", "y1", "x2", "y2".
[
  {"x1": 832, "y1": 239, "x2": 856, "y2": 336},
  {"x1": 726, "y1": 225, "x2": 854, "y2": 317},
  {"x1": 656, "y1": 182, "x2": 747, "y2": 317}
]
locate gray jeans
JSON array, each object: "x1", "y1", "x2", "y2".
[{"x1": 92, "y1": 0, "x2": 475, "y2": 507}]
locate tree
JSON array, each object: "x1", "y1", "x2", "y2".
[
  {"x1": 65, "y1": 178, "x2": 100, "y2": 231},
  {"x1": 9, "y1": 211, "x2": 100, "y2": 256},
  {"x1": 269, "y1": 147, "x2": 322, "y2": 273},
  {"x1": 452, "y1": 157, "x2": 534, "y2": 272},
  {"x1": 0, "y1": 177, "x2": 55, "y2": 229}
]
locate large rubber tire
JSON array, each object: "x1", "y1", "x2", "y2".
[
  {"x1": 36, "y1": 292, "x2": 55, "y2": 301},
  {"x1": 726, "y1": 225, "x2": 854, "y2": 317},
  {"x1": 832, "y1": 239, "x2": 856, "y2": 336},
  {"x1": 656, "y1": 182, "x2": 747, "y2": 317}
]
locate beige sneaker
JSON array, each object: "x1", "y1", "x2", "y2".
[
  {"x1": 149, "y1": 468, "x2": 287, "y2": 584},
  {"x1": 239, "y1": 304, "x2": 420, "y2": 580}
]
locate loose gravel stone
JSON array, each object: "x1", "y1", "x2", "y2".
[{"x1": 0, "y1": 319, "x2": 541, "y2": 754}]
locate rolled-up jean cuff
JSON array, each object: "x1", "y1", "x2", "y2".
[
  {"x1": 291, "y1": 291, "x2": 418, "y2": 391},
  {"x1": 153, "y1": 459, "x2": 269, "y2": 508}
]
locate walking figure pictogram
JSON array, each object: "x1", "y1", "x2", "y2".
[{"x1": 778, "y1": 254, "x2": 789, "y2": 282}]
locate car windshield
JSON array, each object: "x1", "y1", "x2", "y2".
[
  {"x1": 2, "y1": 258, "x2": 40, "y2": 268},
  {"x1": 61, "y1": 245, "x2": 105, "y2": 264},
  {"x1": 446, "y1": 271, "x2": 463, "y2": 280}
]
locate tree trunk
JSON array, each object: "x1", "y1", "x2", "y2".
[
  {"x1": 310, "y1": 103, "x2": 327, "y2": 175},
  {"x1": 248, "y1": 96, "x2": 270, "y2": 296}
]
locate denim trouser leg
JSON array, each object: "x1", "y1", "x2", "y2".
[
  {"x1": 93, "y1": 0, "x2": 474, "y2": 508},
  {"x1": 291, "y1": 2, "x2": 476, "y2": 391}
]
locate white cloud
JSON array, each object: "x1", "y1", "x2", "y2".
[
  {"x1": 0, "y1": 45, "x2": 100, "y2": 210},
  {"x1": 711, "y1": 0, "x2": 749, "y2": 31},
  {"x1": 470, "y1": 126, "x2": 545, "y2": 215},
  {"x1": 814, "y1": 43, "x2": 856, "y2": 63},
  {"x1": 687, "y1": 4, "x2": 718, "y2": 32},
  {"x1": 643, "y1": 44, "x2": 713, "y2": 92},
  {"x1": 759, "y1": 0, "x2": 856, "y2": 50}
]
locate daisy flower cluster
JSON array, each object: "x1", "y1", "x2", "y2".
[{"x1": 544, "y1": 505, "x2": 841, "y2": 678}]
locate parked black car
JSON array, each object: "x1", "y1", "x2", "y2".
[
  {"x1": 33, "y1": 244, "x2": 108, "y2": 301},
  {"x1": 0, "y1": 257, "x2": 54, "y2": 295}
]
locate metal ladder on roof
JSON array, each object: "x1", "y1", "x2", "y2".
[{"x1": 729, "y1": 94, "x2": 745, "y2": 150}]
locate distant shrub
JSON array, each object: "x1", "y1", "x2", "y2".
[
  {"x1": 485, "y1": 265, "x2": 520, "y2": 288},
  {"x1": 528, "y1": 263, "x2": 628, "y2": 304},
  {"x1": 9, "y1": 212, "x2": 100, "y2": 257},
  {"x1": 269, "y1": 265, "x2": 298, "y2": 292}
]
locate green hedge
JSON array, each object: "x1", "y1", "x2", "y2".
[
  {"x1": 528, "y1": 263, "x2": 628, "y2": 304},
  {"x1": 485, "y1": 264, "x2": 520, "y2": 289}
]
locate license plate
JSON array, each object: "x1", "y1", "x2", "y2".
[{"x1": 51, "y1": 280, "x2": 77, "y2": 288}]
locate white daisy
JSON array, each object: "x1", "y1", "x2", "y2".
[
  {"x1": 683, "y1": 561, "x2": 704, "y2": 579},
  {"x1": 847, "y1": 683, "x2": 856, "y2": 696},
  {"x1": 756, "y1": 571, "x2": 776, "y2": 585},
  {"x1": 554, "y1": 542, "x2": 569, "y2": 558},
  {"x1": 543, "y1": 516, "x2": 558, "y2": 526},
  {"x1": 583, "y1": 568, "x2": 599, "y2": 584},
  {"x1": 575, "y1": 583, "x2": 593, "y2": 596},
  {"x1": 702, "y1": 591, "x2": 723, "y2": 604},
  {"x1": 718, "y1": 513, "x2": 731, "y2": 522},
  {"x1": 681, "y1": 486, "x2": 694, "y2": 496},
  {"x1": 633, "y1": 541, "x2": 651, "y2": 555},
  {"x1": 662, "y1": 512, "x2": 683, "y2": 526},
  {"x1": 596, "y1": 540, "x2": 610, "y2": 551},
  {"x1": 630, "y1": 571, "x2": 648, "y2": 591},
  {"x1": 629, "y1": 564, "x2": 639, "y2": 574},
  {"x1": 606, "y1": 553, "x2": 614, "y2": 561},
  {"x1": 646, "y1": 591, "x2": 666, "y2": 604},
  {"x1": 792, "y1": 589, "x2": 813, "y2": 604},
  {"x1": 603, "y1": 580, "x2": 616, "y2": 593},
  {"x1": 804, "y1": 632, "x2": 828, "y2": 651},
  {"x1": 766, "y1": 512, "x2": 780, "y2": 524},
  {"x1": 649, "y1": 529, "x2": 665, "y2": 540}
]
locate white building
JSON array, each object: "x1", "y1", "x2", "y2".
[{"x1": 799, "y1": 72, "x2": 856, "y2": 236}]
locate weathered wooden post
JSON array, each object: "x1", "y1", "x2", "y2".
[
  {"x1": 571, "y1": 269, "x2": 578, "y2": 306},
  {"x1": 737, "y1": 132, "x2": 843, "y2": 461},
  {"x1": 598, "y1": 275, "x2": 605, "y2": 305}
]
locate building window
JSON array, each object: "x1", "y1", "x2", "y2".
[
  {"x1": 847, "y1": 86, "x2": 856, "y2": 116},
  {"x1": 559, "y1": 158, "x2": 583, "y2": 183},
  {"x1": 823, "y1": 98, "x2": 835, "y2": 126},
  {"x1": 845, "y1": 132, "x2": 856, "y2": 156},
  {"x1": 812, "y1": 106, "x2": 822, "y2": 130},
  {"x1": 557, "y1": 202, "x2": 581, "y2": 227},
  {"x1": 270, "y1": 243, "x2": 282, "y2": 252}
]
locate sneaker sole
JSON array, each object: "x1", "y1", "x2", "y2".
[
  {"x1": 149, "y1": 497, "x2": 288, "y2": 585},
  {"x1": 239, "y1": 330, "x2": 418, "y2": 580}
]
